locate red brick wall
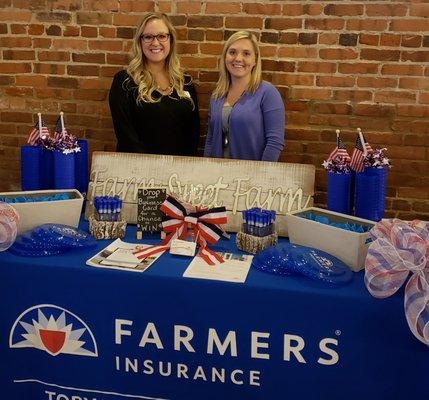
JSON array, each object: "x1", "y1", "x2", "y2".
[{"x1": 1, "y1": 1, "x2": 428, "y2": 219}]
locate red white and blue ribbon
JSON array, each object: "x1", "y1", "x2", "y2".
[
  {"x1": 364, "y1": 219, "x2": 429, "y2": 345},
  {"x1": 134, "y1": 196, "x2": 229, "y2": 265}
]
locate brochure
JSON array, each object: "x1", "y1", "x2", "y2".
[
  {"x1": 183, "y1": 252, "x2": 253, "y2": 283},
  {"x1": 86, "y1": 238, "x2": 164, "y2": 272}
]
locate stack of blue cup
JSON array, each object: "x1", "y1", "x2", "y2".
[
  {"x1": 354, "y1": 167, "x2": 387, "y2": 221},
  {"x1": 21, "y1": 146, "x2": 41, "y2": 191},
  {"x1": 75, "y1": 139, "x2": 89, "y2": 195},
  {"x1": 21, "y1": 139, "x2": 89, "y2": 193},
  {"x1": 327, "y1": 172, "x2": 352, "y2": 215},
  {"x1": 39, "y1": 148, "x2": 54, "y2": 189},
  {"x1": 54, "y1": 151, "x2": 75, "y2": 189}
]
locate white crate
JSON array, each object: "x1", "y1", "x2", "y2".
[
  {"x1": 0, "y1": 189, "x2": 83, "y2": 234},
  {"x1": 286, "y1": 207, "x2": 375, "y2": 272}
]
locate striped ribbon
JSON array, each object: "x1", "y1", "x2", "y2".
[
  {"x1": 134, "y1": 196, "x2": 229, "y2": 265},
  {"x1": 364, "y1": 219, "x2": 429, "y2": 345},
  {"x1": 0, "y1": 203, "x2": 19, "y2": 251}
]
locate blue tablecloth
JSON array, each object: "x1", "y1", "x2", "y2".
[{"x1": 0, "y1": 222, "x2": 427, "y2": 400}]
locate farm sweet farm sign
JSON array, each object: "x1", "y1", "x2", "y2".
[{"x1": 86, "y1": 152, "x2": 315, "y2": 236}]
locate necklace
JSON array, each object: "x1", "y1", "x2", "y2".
[
  {"x1": 156, "y1": 81, "x2": 173, "y2": 95},
  {"x1": 157, "y1": 84, "x2": 172, "y2": 91}
]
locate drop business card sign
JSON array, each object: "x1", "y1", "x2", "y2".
[{"x1": 137, "y1": 188, "x2": 166, "y2": 233}]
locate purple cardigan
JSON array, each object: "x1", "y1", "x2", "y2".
[{"x1": 204, "y1": 81, "x2": 285, "y2": 161}]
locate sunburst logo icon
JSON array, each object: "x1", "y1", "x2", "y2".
[{"x1": 9, "y1": 304, "x2": 98, "y2": 357}]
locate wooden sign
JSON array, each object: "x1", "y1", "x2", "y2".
[
  {"x1": 86, "y1": 152, "x2": 316, "y2": 236},
  {"x1": 137, "y1": 187, "x2": 166, "y2": 233}
]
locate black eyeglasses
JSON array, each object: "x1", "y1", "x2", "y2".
[{"x1": 140, "y1": 33, "x2": 170, "y2": 43}]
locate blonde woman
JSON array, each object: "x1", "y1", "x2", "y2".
[
  {"x1": 204, "y1": 31, "x2": 285, "y2": 161},
  {"x1": 109, "y1": 13, "x2": 199, "y2": 155}
]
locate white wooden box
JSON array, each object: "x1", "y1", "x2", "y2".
[
  {"x1": 0, "y1": 189, "x2": 83, "y2": 234},
  {"x1": 286, "y1": 207, "x2": 375, "y2": 272}
]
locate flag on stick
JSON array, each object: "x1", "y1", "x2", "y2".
[
  {"x1": 53, "y1": 111, "x2": 80, "y2": 154},
  {"x1": 27, "y1": 113, "x2": 50, "y2": 145},
  {"x1": 350, "y1": 128, "x2": 373, "y2": 172},
  {"x1": 327, "y1": 129, "x2": 351, "y2": 162},
  {"x1": 54, "y1": 111, "x2": 67, "y2": 140}
]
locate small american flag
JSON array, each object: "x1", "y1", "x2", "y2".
[
  {"x1": 327, "y1": 136, "x2": 351, "y2": 162},
  {"x1": 27, "y1": 119, "x2": 50, "y2": 145},
  {"x1": 350, "y1": 135, "x2": 373, "y2": 172},
  {"x1": 54, "y1": 115, "x2": 67, "y2": 140}
]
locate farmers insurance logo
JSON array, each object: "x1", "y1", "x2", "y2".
[{"x1": 9, "y1": 304, "x2": 98, "y2": 357}]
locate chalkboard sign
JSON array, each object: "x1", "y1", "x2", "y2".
[{"x1": 137, "y1": 188, "x2": 166, "y2": 234}]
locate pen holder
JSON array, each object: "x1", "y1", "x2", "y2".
[
  {"x1": 89, "y1": 215, "x2": 127, "y2": 240},
  {"x1": 236, "y1": 231, "x2": 278, "y2": 254}
]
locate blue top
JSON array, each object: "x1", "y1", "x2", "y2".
[{"x1": 204, "y1": 81, "x2": 285, "y2": 161}]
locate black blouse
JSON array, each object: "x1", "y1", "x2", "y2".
[{"x1": 109, "y1": 70, "x2": 200, "y2": 156}]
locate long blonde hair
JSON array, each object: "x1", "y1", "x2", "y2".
[
  {"x1": 212, "y1": 31, "x2": 262, "y2": 100},
  {"x1": 126, "y1": 13, "x2": 190, "y2": 104}
]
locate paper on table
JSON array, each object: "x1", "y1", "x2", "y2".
[
  {"x1": 170, "y1": 238, "x2": 196, "y2": 256},
  {"x1": 183, "y1": 252, "x2": 253, "y2": 283},
  {"x1": 86, "y1": 238, "x2": 164, "y2": 272}
]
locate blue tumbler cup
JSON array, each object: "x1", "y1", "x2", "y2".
[
  {"x1": 39, "y1": 148, "x2": 54, "y2": 190},
  {"x1": 74, "y1": 139, "x2": 89, "y2": 196},
  {"x1": 327, "y1": 172, "x2": 352, "y2": 215},
  {"x1": 54, "y1": 151, "x2": 75, "y2": 189},
  {"x1": 21, "y1": 145, "x2": 41, "y2": 190},
  {"x1": 354, "y1": 167, "x2": 387, "y2": 221}
]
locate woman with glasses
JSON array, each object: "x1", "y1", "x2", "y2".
[
  {"x1": 109, "y1": 13, "x2": 200, "y2": 156},
  {"x1": 204, "y1": 31, "x2": 285, "y2": 161}
]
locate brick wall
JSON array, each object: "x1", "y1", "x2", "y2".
[{"x1": 0, "y1": 1, "x2": 428, "y2": 219}]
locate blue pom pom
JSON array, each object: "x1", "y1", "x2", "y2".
[
  {"x1": 299, "y1": 212, "x2": 370, "y2": 233},
  {"x1": 314, "y1": 215, "x2": 330, "y2": 225}
]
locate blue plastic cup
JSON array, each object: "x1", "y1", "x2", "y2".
[
  {"x1": 39, "y1": 148, "x2": 54, "y2": 190},
  {"x1": 354, "y1": 167, "x2": 387, "y2": 221},
  {"x1": 74, "y1": 139, "x2": 89, "y2": 196},
  {"x1": 327, "y1": 172, "x2": 352, "y2": 215},
  {"x1": 54, "y1": 151, "x2": 75, "y2": 189},
  {"x1": 21, "y1": 145, "x2": 41, "y2": 190}
]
